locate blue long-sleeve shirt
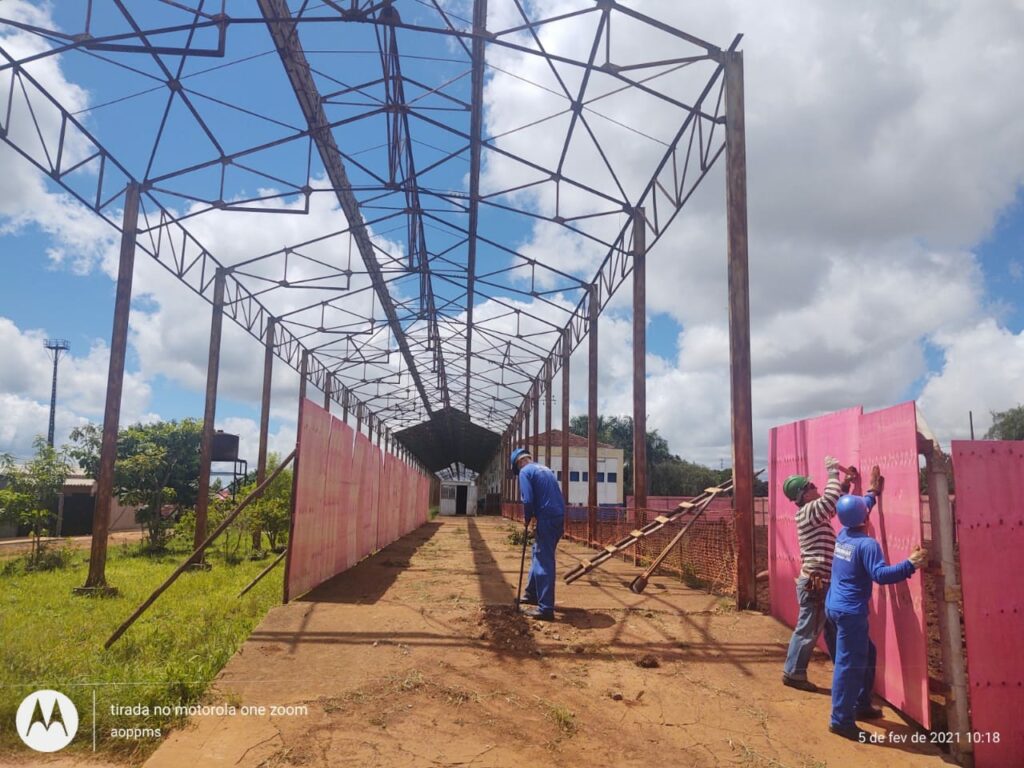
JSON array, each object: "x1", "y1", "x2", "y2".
[
  {"x1": 518, "y1": 462, "x2": 565, "y2": 523},
  {"x1": 826, "y1": 525, "x2": 916, "y2": 615}
]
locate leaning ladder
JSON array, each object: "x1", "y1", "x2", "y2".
[{"x1": 562, "y1": 472, "x2": 761, "y2": 585}]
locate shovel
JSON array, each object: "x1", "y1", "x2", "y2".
[{"x1": 513, "y1": 520, "x2": 529, "y2": 610}]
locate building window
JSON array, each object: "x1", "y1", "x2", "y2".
[
  {"x1": 569, "y1": 471, "x2": 580, "y2": 482},
  {"x1": 582, "y1": 472, "x2": 589, "y2": 482},
  {"x1": 557, "y1": 471, "x2": 562, "y2": 481},
  {"x1": 607, "y1": 472, "x2": 617, "y2": 483},
  {"x1": 597, "y1": 472, "x2": 605, "y2": 483}
]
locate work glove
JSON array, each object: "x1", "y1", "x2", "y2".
[
  {"x1": 868, "y1": 465, "x2": 884, "y2": 494},
  {"x1": 909, "y1": 545, "x2": 928, "y2": 568},
  {"x1": 824, "y1": 455, "x2": 840, "y2": 471}
]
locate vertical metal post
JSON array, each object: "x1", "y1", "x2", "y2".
[
  {"x1": 544, "y1": 360, "x2": 553, "y2": 469},
  {"x1": 80, "y1": 184, "x2": 140, "y2": 592},
  {"x1": 532, "y1": 382, "x2": 540, "y2": 459},
  {"x1": 323, "y1": 371, "x2": 332, "y2": 410},
  {"x1": 342, "y1": 388, "x2": 349, "y2": 423},
  {"x1": 254, "y1": 317, "x2": 275, "y2": 550},
  {"x1": 926, "y1": 446, "x2": 972, "y2": 764},
  {"x1": 257, "y1": 318, "x2": 275, "y2": 484},
  {"x1": 632, "y1": 209, "x2": 648, "y2": 565},
  {"x1": 561, "y1": 330, "x2": 570, "y2": 506},
  {"x1": 194, "y1": 268, "x2": 227, "y2": 556},
  {"x1": 725, "y1": 50, "x2": 756, "y2": 609},
  {"x1": 588, "y1": 284, "x2": 599, "y2": 545},
  {"x1": 284, "y1": 350, "x2": 309, "y2": 604}
]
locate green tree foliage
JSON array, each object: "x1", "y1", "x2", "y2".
[
  {"x1": 245, "y1": 453, "x2": 293, "y2": 551},
  {"x1": 69, "y1": 419, "x2": 202, "y2": 550},
  {"x1": 569, "y1": 414, "x2": 767, "y2": 498},
  {"x1": 0, "y1": 437, "x2": 71, "y2": 565},
  {"x1": 985, "y1": 404, "x2": 1024, "y2": 440}
]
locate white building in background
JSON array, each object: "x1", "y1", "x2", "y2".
[
  {"x1": 439, "y1": 480, "x2": 478, "y2": 516},
  {"x1": 479, "y1": 429, "x2": 625, "y2": 506}
]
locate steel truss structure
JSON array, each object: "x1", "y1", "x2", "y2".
[{"x1": 0, "y1": 1, "x2": 755, "y2": 604}]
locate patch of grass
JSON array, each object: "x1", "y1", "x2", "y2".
[
  {"x1": 506, "y1": 526, "x2": 534, "y2": 547},
  {"x1": 0, "y1": 542, "x2": 281, "y2": 761},
  {"x1": 545, "y1": 703, "x2": 577, "y2": 735}
]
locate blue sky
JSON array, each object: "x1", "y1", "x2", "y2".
[{"x1": 1, "y1": 0, "x2": 1023, "y2": 469}]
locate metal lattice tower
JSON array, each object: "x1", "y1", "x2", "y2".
[{"x1": 43, "y1": 338, "x2": 70, "y2": 448}]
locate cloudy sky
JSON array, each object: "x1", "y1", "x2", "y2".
[{"x1": 1, "y1": 0, "x2": 1022, "y2": 473}]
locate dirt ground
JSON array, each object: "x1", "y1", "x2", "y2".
[{"x1": 76, "y1": 515, "x2": 949, "y2": 768}]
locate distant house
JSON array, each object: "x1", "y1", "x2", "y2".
[
  {"x1": 479, "y1": 429, "x2": 625, "y2": 506},
  {"x1": 0, "y1": 473, "x2": 141, "y2": 539}
]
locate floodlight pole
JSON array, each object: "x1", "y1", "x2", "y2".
[
  {"x1": 588, "y1": 284, "x2": 599, "y2": 546},
  {"x1": 43, "y1": 339, "x2": 70, "y2": 448}
]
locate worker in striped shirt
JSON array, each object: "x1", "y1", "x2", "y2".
[{"x1": 781, "y1": 456, "x2": 859, "y2": 692}]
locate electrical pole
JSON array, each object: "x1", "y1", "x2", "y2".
[{"x1": 43, "y1": 339, "x2": 70, "y2": 447}]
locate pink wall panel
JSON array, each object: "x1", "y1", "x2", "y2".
[
  {"x1": 369, "y1": 444, "x2": 383, "y2": 551},
  {"x1": 326, "y1": 417, "x2": 355, "y2": 577},
  {"x1": 355, "y1": 433, "x2": 375, "y2": 559},
  {"x1": 952, "y1": 441, "x2": 1024, "y2": 768},
  {"x1": 286, "y1": 401, "x2": 331, "y2": 600},
  {"x1": 768, "y1": 403, "x2": 930, "y2": 728},
  {"x1": 859, "y1": 402, "x2": 929, "y2": 728},
  {"x1": 769, "y1": 407, "x2": 861, "y2": 630},
  {"x1": 351, "y1": 432, "x2": 369, "y2": 560}
]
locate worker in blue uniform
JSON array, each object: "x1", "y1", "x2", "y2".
[
  {"x1": 511, "y1": 447, "x2": 565, "y2": 621},
  {"x1": 825, "y1": 483, "x2": 927, "y2": 741}
]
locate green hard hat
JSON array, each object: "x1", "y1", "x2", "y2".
[{"x1": 783, "y1": 474, "x2": 810, "y2": 502}]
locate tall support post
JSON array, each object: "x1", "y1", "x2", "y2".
[
  {"x1": 544, "y1": 360, "x2": 553, "y2": 469},
  {"x1": 632, "y1": 208, "x2": 648, "y2": 565},
  {"x1": 341, "y1": 388, "x2": 349, "y2": 423},
  {"x1": 724, "y1": 50, "x2": 756, "y2": 609},
  {"x1": 80, "y1": 182, "x2": 140, "y2": 593},
  {"x1": 925, "y1": 444, "x2": 972, "y2": 764},
  {"x1": 254, "y1": 317, "x2": 276, "y2": 550},
  {"x1": 587, "y1": 284, "x2": 599, "y2": 546},
  {"x1": 532, "y1": 383, "x2": 540, "y2": 460},
  {"x1": 257, "y1": 318, "x2": 276, "y2": 485},
  {"x1": 194, "y1": 268, "x2": 227, "y2": 557},
  {"x1": 561, "y1": 330, "x2": 570, "y2": 506},
  {"x1": 355, "y1": 402, "x2": 362, "y2": 435},
  {"x1": 323, "y1": 372, "x2": 333, "y2": 410}
]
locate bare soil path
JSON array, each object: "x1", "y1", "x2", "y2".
[{"x1": 139, "y1": 516, "x2": 950, "y2": 768}]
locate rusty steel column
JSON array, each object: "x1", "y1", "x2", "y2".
[
  {"x1": 80, "y1": 182, "x2": 140, "y2": 593},
  {"x1": 254, "y1": 317, "x2": 275, "y2": 550},
  {"x1": 587, "y1": 284, "x2": 599, "y2": 546},
  {"x1": 544, "y1": 360, "x2": 553, "y2": 469},
  {"x1": 194, "y1": 267, "x2": 227, "y2": 557},
  {"x1": 532, "y1": 382, "x2": 540, "y2": 459},
  {"x1": 257, "y1": 318, "x2": 275, "y2": 485},
  {"x1": 341, "y1": 388, "x2": 349, "y2": 423},
  {"x1": 632, "y1": 209, "x2": 648, "y2": 565},
  {"x1": 632, "y1": 213, "x2": 648, "y2": 504},
  {"x1": 323, "y1": 371, "x2": 332, "y2": 410},
  {"x1": 725, "y1": 50, "x2": 756, "y2": 610},
  {"x1": 561, "y1": 330, "x2": 570, "y2": 506}
]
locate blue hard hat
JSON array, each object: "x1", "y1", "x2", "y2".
[
  {"x1": 510, "y1": 447, "x2": 530, "y2": 474},
  {"x1": 836, "y1": 494, "x2": 869, "y2": 528}
]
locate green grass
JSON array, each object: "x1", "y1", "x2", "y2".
[{"x1": 0, "y1": 541, "x2": 281, "y2": 763}]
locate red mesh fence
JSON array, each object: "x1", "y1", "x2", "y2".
[{"x1": 501, "y1": 501, "x2": 754, "y2": 595}]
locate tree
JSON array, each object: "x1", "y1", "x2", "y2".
[
  {"x1": 69, "y1": 419, "x2": 202, "y2": 550},
  {"x1": 245, "y1": 452, "x2": 293, "y2": 551},
  {"x1": 985, "y1": 405, "x2": 1024, "y2": 440},
  {"x1": 0, "y1": 437, "x2": 71, "y2": 565}
]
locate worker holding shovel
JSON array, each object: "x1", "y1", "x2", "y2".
[{"x1": 511, "y1": 447, "x2": 565, "y2": 621}]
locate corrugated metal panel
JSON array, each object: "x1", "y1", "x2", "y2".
[{"x1": 952, "y1": 440, "x2": 1024, "y2": 768}]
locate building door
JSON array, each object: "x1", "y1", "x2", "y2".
[{"x1": 456, "y1": 485, "x2": 467, "y2": 515}]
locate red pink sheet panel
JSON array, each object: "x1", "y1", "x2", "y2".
[
  {"x1": 952, "y1": 441, "x2": 1024, "y2": 767},
  {"x1": 768, "y1": 402, "x2": 930, "y2": 728},
  {"x1": 285, "y1": 400, "x2": 333, "y2": 601}
]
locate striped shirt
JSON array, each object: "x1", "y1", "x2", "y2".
[{"x1": 796, "y1": 466, "x2": 841, "y2": 579}]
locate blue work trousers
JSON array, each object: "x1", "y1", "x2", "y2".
[
  {"x1": 827, "y1": 609, "x2": 877, "y2": 728},
  {"x1": 783, "y1": 576, "x2": 837, "y2": 680},
  {"x1": 524, "y1": 516, "x2": 564, "y2": 613}
]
